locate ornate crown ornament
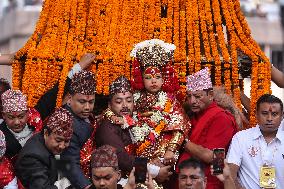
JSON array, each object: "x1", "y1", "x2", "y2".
[{"x1": 130, "y1": 39, "x2": 176, "y2": 69}]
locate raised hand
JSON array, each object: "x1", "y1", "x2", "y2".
[
  {"x1": 163, "y1": 150, "x2": 176, "y2": 166},
  {"x1": 78, "y1": 53, "x2": 96, "y2": 70}
]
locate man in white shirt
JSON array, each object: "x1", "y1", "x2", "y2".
[{"x1": 227, "y1": 94, "x2": 284, "y2": 189}]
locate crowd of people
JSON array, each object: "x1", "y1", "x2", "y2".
[{"x1": 0, "y1": 39, "x2": 283, "y2": 189}]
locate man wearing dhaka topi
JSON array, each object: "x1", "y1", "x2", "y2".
[
  {"x1": 178, "y1": 68, "x2": 238, "y2": 189},
  {"x1": 0, "y1": 89, "x2": 42, "y2": 163},
  {"x1": 16, "y1": 107, "x2": 73, "y2": 189}
]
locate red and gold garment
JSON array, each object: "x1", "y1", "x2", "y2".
[
  {"x1": 131, "y1": 90, "x2": 191, "y2": 159},
  {"x1": 27, "y1": 108, "x2": 43, "y2": 132},
  {"x1": 0, "y1": 157, "x2": 16, "y2": 188},
  {"x1": 80, "y1": 120, "x2": 97, "y2": 179}
]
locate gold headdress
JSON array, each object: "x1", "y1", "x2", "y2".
[{"x1": 130, "y1": 39, "x2": 176, "y2": 69}]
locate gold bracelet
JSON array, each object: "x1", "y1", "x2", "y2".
[{"x1": 170, "y1": 131, "x2": 184, "y2": 146}]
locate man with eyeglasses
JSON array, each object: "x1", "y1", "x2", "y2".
[{"x1": 178, "y1": 158, "x2": 236, "y2": 189}]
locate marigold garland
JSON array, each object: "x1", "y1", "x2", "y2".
[
  {"x1": 12, "y1": 0, "x2": 271, "y2": 123},
  {"x1": 186, "y1": 0, "x2": 194, "y2": 74},
  {"x1": 173, "y1": 0, "x2": 180, "y2": 63},
  {"x1": 136, "y1": 120, "x2": 166, "y2": 155},
  {"x1": 199, "y1": 0, "x2": 211, "y2": 61},
  {"x1": 164, "y1": 100, "x2": 172, "y2": 113},
  {"x1": 166, "y1": 0, "x2": 174, "y2": 43},
  {"x1": 179, "y1": 9, "x2": 187, "y2": 84},
  {"x1": 212, "y1": 0, "x2": 231, "y2": 93}
]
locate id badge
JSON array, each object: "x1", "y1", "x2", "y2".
[{"x1": 259, "y1": 166, "x2": 276, "y2": 188}]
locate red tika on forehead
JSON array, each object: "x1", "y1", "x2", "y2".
[{"x1": 144, "y1": 66, "x2": 161, "y2": 76}]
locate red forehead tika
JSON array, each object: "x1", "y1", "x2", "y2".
[
  {"x1": 12, "y1": 112, "x2": 20, "y2": 116},
  {"x1": 144, "y1": 66, "x2": 161, "y2": 77},
  {"x1": 269, "y1": 106, "x2": 273, "y2": 112}
]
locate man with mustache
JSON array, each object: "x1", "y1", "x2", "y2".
[
  {"x1": 95, "y1": 76, "x2": 171, "y2": 185},
  {"x1": 15, "y1": 107, "x2": 73, "y2": 189},
  {"x1": 178, "y1": 68, "x2": 237, "y2": 189},
  {"x1": 96, "y1": 76, "x2": 135, "y2": 174}
]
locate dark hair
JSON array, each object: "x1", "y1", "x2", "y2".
[
  {"x1": 93, "y1": 94, "x2": 109, "y2": 116},
  {"x1": 256, "y1": 94, "x2": 283, "y2": 112},
  {"x1": 204, "y1": 88, "x2": 213, "y2": 95},
  {"x1": 178, "y1": 158, "x2": 205, "y2": 177},
  {"x1": 0, "y1": 78, "x2": 11, "y2": 92},
  {"x1": 42, "y1": 126, "x2": 52, "y2": 136}
]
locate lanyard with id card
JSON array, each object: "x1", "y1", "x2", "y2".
[
  {"x1": 258, "y1": 137, "x2": 278, "y2": 189},
  {"x1": 259, "y1": 165, "x2": 276, "y2": 188}
]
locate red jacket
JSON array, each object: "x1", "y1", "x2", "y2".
[{"x1": 178, "y1": 102, "x2": 237, "y2": 189}]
